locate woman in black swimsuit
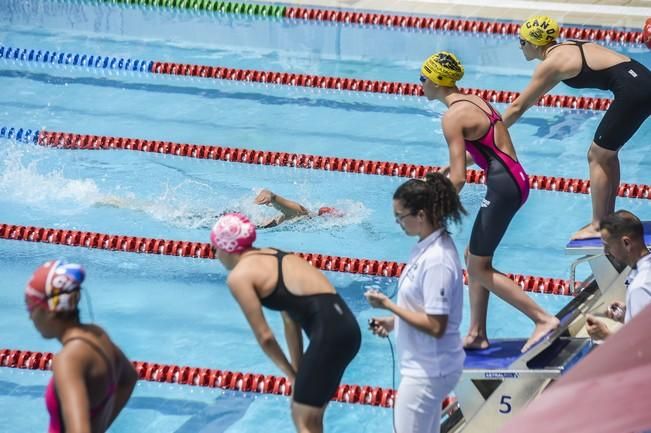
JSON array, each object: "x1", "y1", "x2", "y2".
[
  {"x1": 210, "y1": 212, "x2": 361, "y2": 433},
  {"x1": 504, "y1": 15, "x2": 651, "y2": 240}
]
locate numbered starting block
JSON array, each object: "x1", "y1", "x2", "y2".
[
  {"x1": 443, "y1": 329, "x2": 590, "y2": 432},
  {"x1": 442, "y1": 222, "x2": 651, "y2": 432}
]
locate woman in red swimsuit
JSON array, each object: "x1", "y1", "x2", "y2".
[{"x1": 25, "y1": 260, "x2": 137, "y2": 433}]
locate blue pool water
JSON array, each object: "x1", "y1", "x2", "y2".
[{"x1": 1, "y1": 2, "x2": 650, "y2": 432}]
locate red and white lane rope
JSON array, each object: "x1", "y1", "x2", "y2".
[
  {"x1": 0, "y1": 43, "x2": 616, "y2": 111},
  {"x1": 283, "y1": 7, "x2": 644, "y2": 45},
  {"x1": 3, "y1": 348, "x2": 444, "y2": 408},
  {"x1": 149, "y1": 61, "x2": 614, "y2": 111},
  {"x1": 0, "y1": 223, "x2": 575, "y2": 295},
  {"x1": 37, "y1": 129, "x2": 651, "y2": 200}
]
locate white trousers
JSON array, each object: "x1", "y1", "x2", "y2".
[{"x1": 394, "y1": 371, "x2": 462, "y2": 433}]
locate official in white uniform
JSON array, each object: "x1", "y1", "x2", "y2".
[
  {"x1": 586, "y1": 210, "x2": 651, "y2": 340},
  {"x1": 365, "y1": 172, "x2": 466, "y2": 433}
]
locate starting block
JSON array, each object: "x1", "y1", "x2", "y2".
[{"x1": 442, "y1": 222, "x2": 651, "y2": 432}]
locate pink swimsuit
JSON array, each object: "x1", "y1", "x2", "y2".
[
  {"x1": 45, "y1": 337, "x2": 116, "y2": 433},
  {"x1": 451, "y1": 98, "x2": 530, "y2": 257}
]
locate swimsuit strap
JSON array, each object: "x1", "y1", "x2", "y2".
[
  {"x1": 449, "y1": 98, "x2": 499, "y2": 122},
  {"x1": 245, "y1": 249, "x2": 291, "y2": 295},
  {"x1": 546, "y1": 40, "x2": 589, "y2": 70},
  {"x1": 62, "y1": 336, "x2": 116, "y2": 414}
]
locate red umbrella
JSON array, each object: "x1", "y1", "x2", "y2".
[{"x1": 499, "y1": 304, "x2": 651, "y2": 433}]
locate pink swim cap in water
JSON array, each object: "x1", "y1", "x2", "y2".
[
  {"x1": 25, "y1": 260, "x2": 85, "y2": 312},
  {"x1": 317, "y1": 206, "x2": 343, "y2": 217},
  {"x1": 210, "y1": 213, "x2": 257, "y2": 253}
]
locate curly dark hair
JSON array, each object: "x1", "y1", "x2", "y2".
[{"x1": 393, "y1": 172, "x2": 466, "y2": 230}]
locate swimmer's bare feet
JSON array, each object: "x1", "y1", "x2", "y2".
[
  {"x1": 463, "y1": 334, "x2": 490, "y2": 350},
  {"x1": 521, "y1": 316, "x2": 560, "y2": 352},
  {"x1": 570, "y1": 223, "x2": 600, "y2": 240}
]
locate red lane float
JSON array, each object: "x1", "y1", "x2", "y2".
[
  {"x1": 0, "y1": 348, "x2": 411, "y2": 408},
  {"x1": 282, "y1": 8, "x2": 643, "y2": 45},
  {"x1": 148, "y1": 61, "x2": 614, "y2": 111},
  {"x1": 37, "y1": 129, "x2": 651, "y2": 201},
  {"x1": 0, "y1": 223, "x2": 575, "y2": 295}
]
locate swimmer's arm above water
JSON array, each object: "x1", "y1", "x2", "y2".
[
  {"x1": 255, "y1": 189, "x2": 309, "y2": 219},
  {"x1": 503, "y1": 60, "x2": 564, "y2": 127},
  {"x1": 227, "y1": 272, "x2": 296, "y2": 381},
  {"x1": 442, "y1": 113, "x2": 469, "y2": 193},
  {"x1": 282, "y1": 312, "x2": 304, "y2": 372}
]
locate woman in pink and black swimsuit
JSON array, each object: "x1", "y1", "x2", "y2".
[
  {"x1": 25, "y1": 260, "x2": 137, "y2": 433},
  {"x1": 420, "y1": 51, "x2": 560, "y2": 352}
]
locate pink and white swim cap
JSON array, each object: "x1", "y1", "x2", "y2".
[{"x1": 210, "y1": 213, "x2": 257, "y2": 253}]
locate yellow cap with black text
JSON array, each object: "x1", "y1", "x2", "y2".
[
  {"x1": 420, "y1": 52, "x2": 464, "y2": 87},
  {"x1": 519, "y1": 16, "x2": 560, "y2": 46}
]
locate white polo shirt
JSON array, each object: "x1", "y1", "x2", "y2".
[
  {"x1": 395, "y1": 228, "x2": 465, "y2": 378},
  {"x1": 625, "y1": 253, "x2": 651, "y2": 323}
]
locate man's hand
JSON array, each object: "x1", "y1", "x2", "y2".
[
  {"x1": 586, "y1": 314, "x2": 611, "y2": 341},
  {"x1": 606, "y1": 301, "x2": 626, "y2": 323}
]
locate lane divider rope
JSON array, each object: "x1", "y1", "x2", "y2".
[
  {"x1": 0, "y1": 223, "x2": 576, "y2": 295},
  {"x1": 4, "y1": 125, "x2": 649, "y2": 201},
  {"x1": 3, "y1": 347, "x2": 447, "y2": 408},
  {"x1": 0, "y1": 44, "x2": 615, "y2": 111},
  {"x1": 88, "y1": 0, "x2": 643, "y2": 44}
]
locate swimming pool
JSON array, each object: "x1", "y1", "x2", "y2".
[{"x1": 1, "y1": 1, "x2": 650, "y2": 432}]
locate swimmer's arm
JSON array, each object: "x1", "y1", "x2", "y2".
[
  {"x1": 281, "y1": 312, "x2": 303, "y2": 372},
  {"x1": 503, "y1": 61, "x2": 563, "y2": 127},
  {"x1": 228, "y1": 273, "x2": 296, "y2": 380},
  {"x1": 269, "y1": 193, "x2": 309, "y2": 219},
  {"x1": 442, "y1": 113, "x2": 468, "y2": 192},
  {"x1": 107, "y1": 347, "x2": 138, "y2": 428},
  {"x1": 54, "y1": 347, "x2": 93, "y2": 433}
]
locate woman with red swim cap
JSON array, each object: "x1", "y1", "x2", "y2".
[
  {"x1": 210, "y1": 213, "x2": 361, "y2": 433},
  {"x1": 25, "y1": 260, "x2": 137, "y2": 433},
  {"x1": 254, "y1": 189, "x2": 343, "y2": 228}
]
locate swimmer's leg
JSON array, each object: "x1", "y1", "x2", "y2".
[
  {"x1": 572, "y1": 143, "x2": 620, "y2": 240},
  {"x1": 467, "y1": 254, "x2": 559, "y2": 353},
  {"x1": 291, "y1": 401, "x2": 325, "y2": 433},
  {"x1": 463, "y1": 247, "x2": 490, "y2": 350},
  {"x1": 464, "y1": 277, "x2": 491, "y2": 350}
]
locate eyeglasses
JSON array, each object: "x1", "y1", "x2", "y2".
[
  {"x1": 419, "y1": 75, "x2": 427, "y2": 84},
  {"x1": 394, "y1": 211, "x2": 415, "y2": 224},
  {"x1": 519, "y1": 39, "x2": 527, "y2": 47}
]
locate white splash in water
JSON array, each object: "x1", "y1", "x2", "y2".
[{"x1": 0, "y1": 143, "x2": 102, "y2": 213}]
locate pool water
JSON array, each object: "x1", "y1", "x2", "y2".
[{"x1": 0, "y1": 2, "x2": 649, "y2": 432}]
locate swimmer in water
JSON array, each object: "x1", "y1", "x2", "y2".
[
  {"x1": 95, "y1": 188, "x2": 341, "y2": 230},
  {"x1": 254, "y1": 189, "x2": 342, "y2": 228}
]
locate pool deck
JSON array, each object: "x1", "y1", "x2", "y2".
[{"x1": 259, "y1": 0, "x2": 651, "y2": 29}]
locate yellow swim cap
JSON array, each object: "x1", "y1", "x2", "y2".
[
  {"x1": 420, "y1": 52, "x2": 464, "y2": 87},
  {"x1": 519, "y1": 16, "x2": 560, "y2": 46}
]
